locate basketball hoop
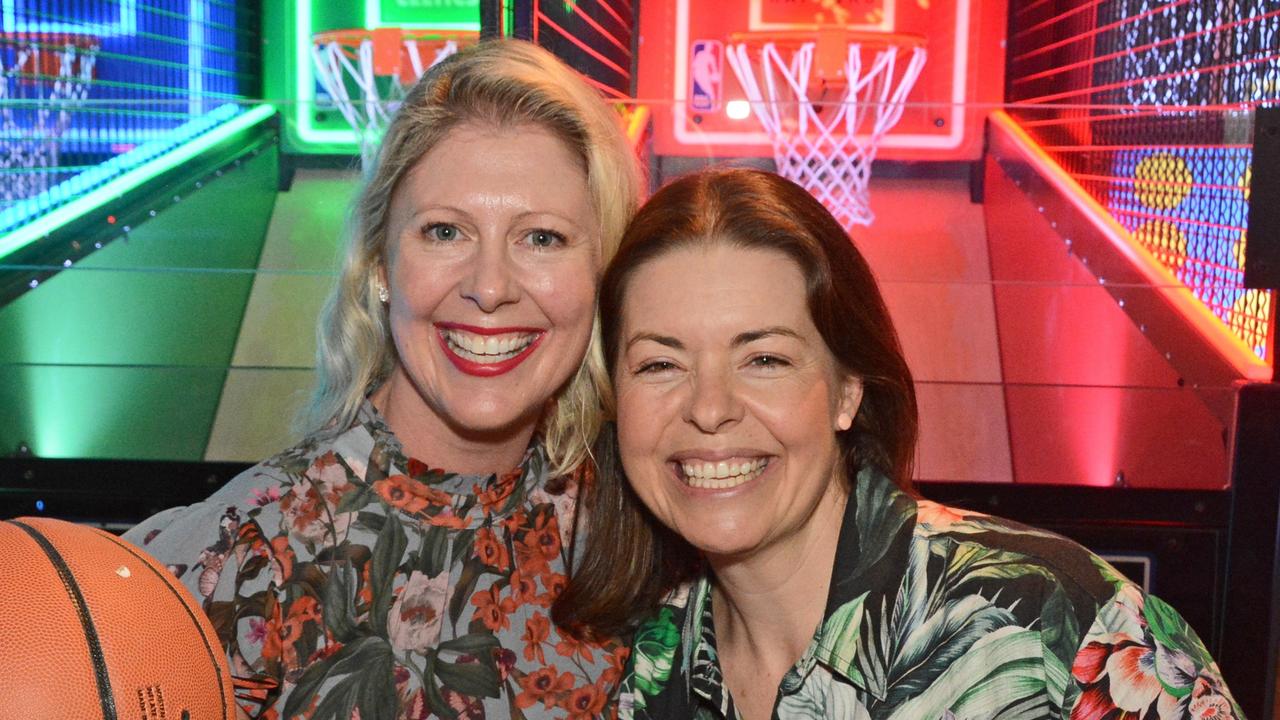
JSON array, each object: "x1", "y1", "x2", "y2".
[
  {"x1": 311, "y1": 28, "x2": 478, "y2": 166},
  {"x1": 726, "y1": 30, "x2": 926, "y2": 229},
  {"x1": 1, "y1": 33, "x2": 99, "y2": 205}
]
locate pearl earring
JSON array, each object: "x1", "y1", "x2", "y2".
[{"x1": 836, "y1": 412, "x2": 853, "y2": 431}]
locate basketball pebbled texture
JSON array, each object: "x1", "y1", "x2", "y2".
[{"x1": 0, "y1": 517, "x2": 234, "y2": 720}]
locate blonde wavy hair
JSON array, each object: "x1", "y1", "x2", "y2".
[{"x1": 300, "y1": 39, "x2": 642, "y2": 475}]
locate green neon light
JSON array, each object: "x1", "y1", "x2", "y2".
[
  {"x1": 296, "y1": 0, "x2": 359, "y2": 147},
  {"x1": 366, "y1": 0, "x2": 481, "y2": 30},
  {"x1": 295, "y1": 0, "x2": 481, "y2": 149},
  {"x1": 0, "y1": 103, "x2": 276, "y2": 259}
]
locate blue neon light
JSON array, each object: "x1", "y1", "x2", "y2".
[{"x1": 2, "y1": 0, "x2": 138, "y2": 36}]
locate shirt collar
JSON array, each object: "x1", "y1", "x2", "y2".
[
  {"x1": 681, "y1": 468, "x2": 918, "y2": 708},
  {"x1": 812, "y1": 467, "x2": 918, "y2": 699},
  {"x1": 350, "y1": 398, "x2": 549, "y2": 524}
]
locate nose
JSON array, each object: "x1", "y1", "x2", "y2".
[
  {"x1": 460, "y1": 238, "x2": 520, "y2": 312},
  {"x1": 683, "y1": 366, "x2": 743, "y2": 434}
]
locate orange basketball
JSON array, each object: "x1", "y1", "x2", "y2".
[{"x1": 0, "y1": 517, "x2": 234, "y2": 720}]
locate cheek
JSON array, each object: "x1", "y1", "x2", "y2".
[
  {"x1": 614, "y1": 383, "x2": 666, "y2": 462},
  {"x1": 535, "y1": 265, "x2": 598, "y2": 330}
]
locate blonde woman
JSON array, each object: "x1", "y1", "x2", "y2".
[{"x1": 126, "y1": 39, "x2": 641, "y2": 719}]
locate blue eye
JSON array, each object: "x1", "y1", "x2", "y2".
[
  {"x1": 424, "y1": 223, "x2": 458, "y2": 242},
  {"x1": 527, "y1": 229, "x2": 566, "y2": 248}
]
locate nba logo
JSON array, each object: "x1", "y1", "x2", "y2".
[{"x1": 690, "y1": 40, "x2": 723, "y2": 112}]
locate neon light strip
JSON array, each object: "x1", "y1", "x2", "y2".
[
  {"x1": 1010, "y1": 9, "x2": 1280, "y2": 87},
  {"x1": 558, "y1": 3, "x2": 631, "y2": 56},
  {"x1": 189, "y1": 0, "x2": 205, "y2": 119},
  {"x1": 536, "y1": 11, "x2": 630, "y2": 78},
  {"x1": 990, "y1": 110, "x2": 1271, "y2": 380},
  {"x1": 296, "y1": 0, "x2": 357, "y2": 146},
  {"x1": 2, "y1": 0, "x2": 137, "y2": 36},
  {"x1": 1010, "y1": 0, "x2": 1193, "y2": 64},
  {"x1": 1019, "y1": 52, "x2": 1280, "y2": 105},
  {"x1": 0, "y1": 103, "x2": 275, "y2": 258},
  {"x1": 366, "y1": 1, "x2": 481, "y2": 30},
  {"x1": 594, "y1": 0, "x2": 629, "y2": 31}
]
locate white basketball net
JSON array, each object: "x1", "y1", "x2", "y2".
[
  {"x1": 1, "y1": 37, "x2": 98, "y2": 204},
  {"x1": 312, "y1": 37, "x2": 464, "y2": 166},
  {"x1": 726, "y1": 39, "x2": 926, "y2": 229}
]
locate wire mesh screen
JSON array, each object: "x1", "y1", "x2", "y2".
[
  {"x1": 1, "y1": 0, "x2": 262, "y2": 234},
  {"x1": 1006, "y1": 0, "x2": 1278, "y2": 362}
]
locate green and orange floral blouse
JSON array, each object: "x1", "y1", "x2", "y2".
[
  {"x1": 124, "y1": 401, "x2": 627, "y2": 720},
  {"x1": 619, "y1": 469, "x2": 1243, "y2": 719}
]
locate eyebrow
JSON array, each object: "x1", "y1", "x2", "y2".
[
  {"x1": 625, "y1": 333, "x2": 684, "y2": 352},
  {"x1": 732, "y1": 326, "x2": 805, "y2": 346},
  {"x1": 624, "y1": 326, "x2": 804, "y2": 352}
]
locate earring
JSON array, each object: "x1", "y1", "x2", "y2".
[
  {"x1": 836, "y1": 412, "x2": 853, "y2": 431},
  {"x1": 377, "y1": 283, "x2": 389, "y2": 303}
]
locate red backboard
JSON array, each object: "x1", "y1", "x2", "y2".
[{"x1": 637, "y1": 0, "x2": 1008, "y2": 161}]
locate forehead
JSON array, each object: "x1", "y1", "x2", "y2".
[
  {"x1": 622, "y1": 244, "x2": 814, "y2": 338},
  {"x1": 391, "y1": 121, "x2": 591, "y2": 214}
]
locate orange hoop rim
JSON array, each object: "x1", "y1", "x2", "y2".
[{"x1": 728, "y1": 29, "x2": 926, "y2": 49}]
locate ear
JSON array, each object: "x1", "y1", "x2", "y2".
[{"x1": 835, "y1": 376, "x2": 864, "y2": 432}]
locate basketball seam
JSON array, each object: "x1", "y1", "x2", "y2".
[
  {"x1": 6, "y1": 519, "x2": 119, "y2": 720},
  {"x1": 97, "y1": 530, "x2": 232, "y2": 720}
]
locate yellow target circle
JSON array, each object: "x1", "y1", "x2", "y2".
[
  {"x1": 1234, "y1": 231, "x2": 1247, "y2": 270},
  {"x1": 1134, "y1": 153, "x2": 1193, "y2": 210},
  {"x1": 1134, "y1": 219, "x2": 1188, "y2": 270},
  {"x1": 1239, "y1": 164, "x2": 1251, "y2": 202}
]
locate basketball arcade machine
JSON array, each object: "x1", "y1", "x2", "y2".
[{"x1": 0, "y1": 0, "x2": 1277, "y2": 714}]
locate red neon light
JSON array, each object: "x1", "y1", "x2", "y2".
[
  {"x1": 991, "y1": 110, "x2": 1272, "y2": 380},
  {"x1": 1017, "y1": 102, "x2": 1276, "y2": 126},
  {"x1": 535, "y1": 11, "x2": 631, "y2": 79},
  {"x1": 1041, "y1": 143, "x2": 1252, "y2": 152},
  {"x1": 1020, "y1": 52, "x2": 1280, "y2": 105},
  {"x1": 1010, "y1": 0, "x2": 1193, "y2": 65},
  {"x1": 1010, "y1": 0, "x2": 1112, "y2": 42},
  {"x1": 1011, "y1": 9, "x2": 1280, "y2": 87},
  {"x1": 594, "y1": 0, "x2": 630, "y2": 30},
  {"x1": 1108, "y1": 206, "x2": 1245, "y2": 234},
  {"x1": 563, "y1": 4, "x2": 630, "y2": 55},
  {"x1": 1069, "y1": 172, "x2": 1243, "y2": 194}
]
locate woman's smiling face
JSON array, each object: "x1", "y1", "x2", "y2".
[
  {"x1": 614, "y1": 243, "x2": 862, "y2": 562},
  {"x1": 379, "y1": 121, "x2": 600, "y2": 445}
]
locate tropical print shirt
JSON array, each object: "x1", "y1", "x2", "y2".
[
  {"x1": 124, "y1": 401, "x2": 628, "y2": 720},
  {"x1": 619, "y1": 469, "x2": 1242, "y2": 720}
]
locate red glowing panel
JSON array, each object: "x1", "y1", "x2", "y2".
[{"x1": 637, "y1": 0, "x2": 1008, "y2": 160}]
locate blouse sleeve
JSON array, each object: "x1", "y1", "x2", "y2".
[
  {"x1": 1064, "y1": 582, "x2": 1244, "y2": 719},
  {"x1": 122, "y1": 474, "x2": 289, "y2": 718}
]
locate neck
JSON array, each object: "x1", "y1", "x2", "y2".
[
  {"x1": 708, "y1": 481, "x2": 848, "y2": 669},
  {"x1": 370, "y1": 371, "x2": 537, "y2": 475}
]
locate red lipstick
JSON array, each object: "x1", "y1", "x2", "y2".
[{"x1": 436, "y1": 324, "x2": 544, "y2": 377}]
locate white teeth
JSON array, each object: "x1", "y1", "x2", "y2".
[
  {"x1": 442, "y1": 329, "x2": 537, "y2": 364},
  {"x1": 679, "y1": 458, "x2": 769, "y2": 489}
]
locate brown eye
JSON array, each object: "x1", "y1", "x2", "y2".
[{"x1": 749, "y1": 355, "x2": 789, "y2": 369}]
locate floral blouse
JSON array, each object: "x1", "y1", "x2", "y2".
[
  {"x1": 619, "y1": 469, "x2": 1242, "y2": 719},
  {"x1": 124, "y1": 401, "x2": 628, "y2": 720}
]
